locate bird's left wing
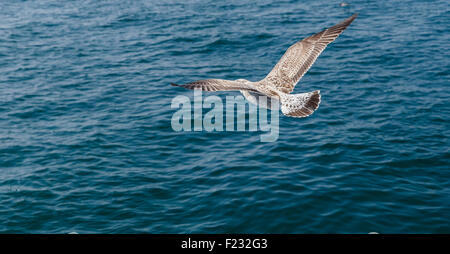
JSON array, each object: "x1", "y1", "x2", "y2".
[
  {"x1": 262, "y1": 13, "x2": 357, "y2": 94},
  {"x1": 171, "y1": 79, "x2": 258, "y2": 92}
]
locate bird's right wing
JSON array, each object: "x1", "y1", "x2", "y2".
[
  {"x1": 171, "y1": 79, "x2": 259, "y2": 92},
  {"x1": 262, "y1": 14, "x2": 357, "y2": 94}
]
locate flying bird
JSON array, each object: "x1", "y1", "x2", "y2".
[{"x1": 172, "y1": 14, "x2": 357, "y2": 118}]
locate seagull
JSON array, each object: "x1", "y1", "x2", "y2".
[{"x1": 172, "y1": 14, "x2": 357, "y2": 118}]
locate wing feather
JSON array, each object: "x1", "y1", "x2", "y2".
[
  {"x1": 171, "y1": 79, "x2": 259, "y2": 92},
  {"x1": 262, "y1": 14, "x2": 357, "y2": 93}
]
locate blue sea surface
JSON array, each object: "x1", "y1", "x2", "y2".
[{"x1": 0, "y1": 0, "x2": 449, "y2": 233}]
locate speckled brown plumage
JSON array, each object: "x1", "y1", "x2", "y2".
[{"x1": 172, "y1": 14, "x2": 357, "y2": 118}]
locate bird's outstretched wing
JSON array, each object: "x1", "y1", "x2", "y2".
[
  {"x1": 262, "y1": 13, "x2": 357, "y2": 94},
  {"x1": 171, "y1": 79, "x2": 258, "y2": 92}
]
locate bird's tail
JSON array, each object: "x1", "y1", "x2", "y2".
[{"x1": 279, "y1": 90, "x2": 321, "y2": 117}]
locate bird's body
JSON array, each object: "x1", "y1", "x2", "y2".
[{"x1": 172, "y1": 14, "x2": 357, "y2": 118}]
